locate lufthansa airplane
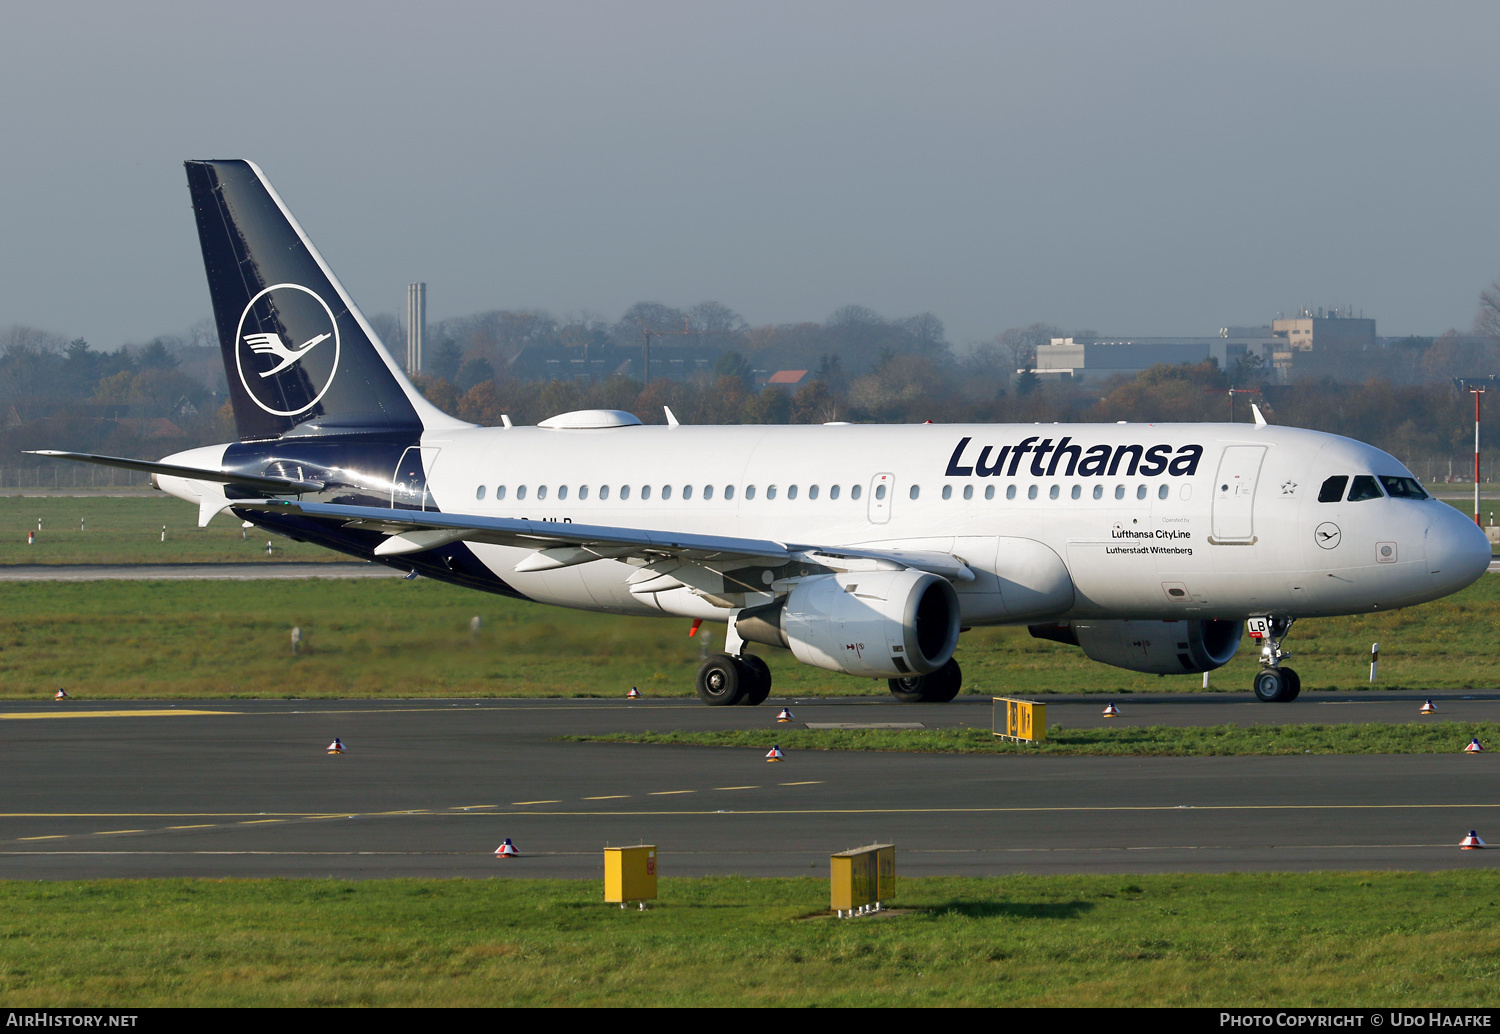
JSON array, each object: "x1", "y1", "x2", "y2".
[{"x1": 33, "y1": 161, "x2": 1494, "y2": 705}]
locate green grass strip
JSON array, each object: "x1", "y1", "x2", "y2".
[
  {"x1": 567, "y1": 722, "x2": 1500, "y2": 756},
  {"x1": 3, "y1": 874, "x2": 1500, "y2": 1006}
]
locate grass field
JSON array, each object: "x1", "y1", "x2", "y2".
[
  {"x1": 2, "y1": 874, "x2": 1498, "y2": 1006},
  {"x1": 0, "y1": 493, "x2": 342, "y2": 564},
  {"x1": 570, "y1": 721, "x2": 1500, "y2": 756},
  {"x1": 1, "y1": 573, "x2": 1499, "y2": 700}
]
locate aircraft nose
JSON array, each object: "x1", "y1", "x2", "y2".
[{"x1": 1426, "y1": 506, "x2": 1492, "y2": 591}]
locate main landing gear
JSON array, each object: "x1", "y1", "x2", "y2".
[
  {"x1": 695, "y1": 652, "x2": 772, "y2": 706},
  {"x1": 889, "y1": 658, "x2": 963, "y2": 704},
  {"x1": 1251, "y1": 616, "x2": 1301, "y2": 702}
]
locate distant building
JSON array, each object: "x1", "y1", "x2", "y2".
[
  {"x1": 1270, "y1": 308, "x2": 1376, "y2": 375},
  {"x1": 507, "y1": 342, "x2": 729, "y2": 383},
  {"x1": 762, "y1": 370, "x2": 809, "y2": 389},
  {"x1": 1033, "y1": 328, "x2": 1279, "y2": 384}
]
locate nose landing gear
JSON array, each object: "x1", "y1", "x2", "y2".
[{"x1": 1250, "y1": 616, "x2": 1301, "y2": 702}]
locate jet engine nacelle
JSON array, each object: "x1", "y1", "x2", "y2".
[
  {"x1": 737, "y1": 569, "x2": 961, "y2": 679},
  {"x1": 1029, "y1": 618, "x2": 1242, "y2": 675}
]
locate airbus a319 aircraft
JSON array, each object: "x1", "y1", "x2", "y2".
[{"x1": 35, "y1": 161, "x2": 1493, "y2": 705}]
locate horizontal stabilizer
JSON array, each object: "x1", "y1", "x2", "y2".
[{"x1": 25, "y1": 451, "x2": 325, "y2": 494}]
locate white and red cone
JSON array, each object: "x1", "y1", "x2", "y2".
[
  {"x1": 326, "y1": 738, "x2": 344, "y2": 754},
  {"x1": 627, "y1": 686, "x2": 641, "y2": 699},
  {"x1": 495, "y1": 838, "x2": 519, "y2": 859},
  {"x1": 776, "y1": 707, "x2": 795, "y2": 723},
  {"x1": 766, "y1": 745, "x2": 785, "y2": 762},
  {"x1": 54, "y1": 688, "x2": 69, "y2": 700},
  {"x1": 1420, "y1": 699, "x2": 1438, "y2": 715},
  {"x1": 1462, "y1": 830, "x2": 1487, "y2": 850},
  {"x1": 1102, "y1": 702, "x2": 1121, "y2": 717},
  {"x1": 1466, "y1": 738, "x2": 1485, "y2": 754}
]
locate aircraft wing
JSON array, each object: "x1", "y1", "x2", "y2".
[{"x1": 231, "y1": 498, "x2": 975, "y2": 585}]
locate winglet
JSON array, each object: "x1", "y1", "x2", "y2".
[
  {"x1": 664, "y1": 406, "x2": 680, "y2": 428},
  {"x1": 1251, "y1": 404, "x2": 1268, "y2": 427}
]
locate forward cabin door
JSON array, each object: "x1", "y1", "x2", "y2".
[{"x1": 1210, "y1": 445, "x2": 1265, "y2": 544}]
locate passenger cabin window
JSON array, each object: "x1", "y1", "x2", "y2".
[
  {"x1": 787, "y1": 485, "x2": 798, "y2": 500},
  {"x1": 1071, "y1": 485, "x2": 1081, "y2": 500},
  {"x1": 1136, "y1": 485, "x2": 1147, "y2": 500},
  {"x1": 941, "y1": 485, "x2": 952, "y2": 500},
  {"x1": 558, "y1": 485, "x2": 568, "y2": 500},
  {"x1": 517, "y1": 486, "x2": 528, "y2": 500},
  {"x1": 766, "y1": 485, "x2": 777, "y2": 500},
  {"x1": 1027, "y1": 485, "x2": 1038, "y2": 500},
  {"x1": 808, "y1": 485, "x2": 818, "y2": 499},
  {"x1": 619, "y1": 485, "x2": 630, "y2": 500},
  {"x1": 476, "y1": 486, "x2": 486, "y2": 500},
  {"x1": 599, "y1": 485, "x2": 610, "y2": 500},
  {"x1": 851, "y1": 485, "x2": 862, "y2": 500},
  {"x1": 1158, "y1": 485, "x2": 1168, "y2": 500},
  {"x1": 828, "y1": 485, "x2": 839, "y2": 500},
  {"x1": 682, "y1": 485, "x2": 693, "y2": 500},
  {"x1": 496, "y1": 486, "x2": 507, "y2": 500},
  {"x1": 875, "y1": 485, "x2": 886, "y2": 500},
  {"x1": 1347, "y1": 475, "x2": 1383, "y2": 502},
  {"x1": 661, "y1": 485, "x2": 671, "y2": 500},
  {"x1": 1092, "y1": 485, "x2": 1103, "y2": 500},
  {"x1": 985, "y1": 486, "x2": 995, "y2": 500},
  {"x1": 724, "y1": 485, "x2": 734, "y2": 500},
  {"x1": 537, "y1": 485, "x2": 548, "y2": 500},
  {"x1": 703, "y1": 485, "x2": 714, "y2": 500},
  {"x1": 910, "y1": 485, "x2": 921, "y2": 500},
  {"x1": 579, "y1": 485, "x2": 589, "y2": 500},
  {"x1": 641, "y1": 485, "x2": 652, "y2": 500},
  {"x1": 963, "y1": 485, "x2": 973, "y2": 500},
  {"x1": 1049, "y1": 485, "x2": 1059, "y2": 500},
  {"x1": 1318, "y1": 476, "x2": 1348, "y2": 502},
  {"x1": 746, "y1": 486, "x2": 756, "y2": 500},
  {"x1": 1006, "y1": 485, "x2": 1016, "y2": 500},
  {"x1": 1380, "y1": 476, "x2": 1428, "y2": 500}
]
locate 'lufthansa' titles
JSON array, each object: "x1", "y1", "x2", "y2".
[{"x1": 944, "y1": 436, "x2": 1203, "y2": 479}]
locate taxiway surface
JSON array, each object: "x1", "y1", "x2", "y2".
[{"x1": 3, "y1": 693, "x2": 1498, "y2": 880}]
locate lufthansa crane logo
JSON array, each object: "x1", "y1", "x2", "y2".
[{"x1": 234, "y1": 283, "x2": 341, "y2": 417}]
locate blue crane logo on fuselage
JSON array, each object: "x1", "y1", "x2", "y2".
[{"x1": 235, "y1": 283, "x2": 341, "y2": 417}]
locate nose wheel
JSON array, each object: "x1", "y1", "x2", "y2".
[{"x1": 1250, "y1": 616, "x2": 1300, "y2": 702}]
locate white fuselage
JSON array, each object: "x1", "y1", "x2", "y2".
[{"x1": 378, "y1": 420, "x2": 1489, "y2": 626}]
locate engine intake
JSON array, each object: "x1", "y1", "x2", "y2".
[
  {"x1": 1029, "y1": 618, "x2": 1241, "y2": 675},
  {"x1": 737, "y1": 570, "x2": 960, "y2": 678}
]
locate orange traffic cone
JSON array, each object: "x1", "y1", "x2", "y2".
[
  {"x1": 1102, "y1": 702, "x2": 1121, "y2": 717},
  {"x1": 776, "y1": 707, "x2": 795, "y2": 722},
  {"x1": 1465, "y1": 738, "x2": 1485, "y2": 754},
  {"x1": 326, "y1": 738, "x2": 344, "y2": 754},
  {"x1": 766, "y1": 745, "x2": 785, "y2": 762},
  {"x1": 495, "y1": 838, "x2": 519, "y2": 859},
  {"x1": 1420, "y1": 699, "x2": 1437, "y2": 715},
  {"x1": 1462, "y1": 830, "x2": 1487, "y2": 849},
  {"x1": 627, "y1": 686, "x2": 641, "y2": 699}
]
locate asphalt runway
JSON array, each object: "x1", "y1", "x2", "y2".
[{"x1": 4, "y1": 692, "x2": 1500, "y2": 880}]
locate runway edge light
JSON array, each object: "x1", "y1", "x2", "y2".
[
  {"x1": 326, "y1": 738, "x2": 344, "y2": 754},
  {"x1": 1462, "y1": 831, "x2": 1487, "y2": 849},
  {"x1": 627, "y1": 686, "x2": 641, "y2": 699},
  {"x1": 495, "y1": 838, "x2": 519, "y2": 859},
  {"x1": 54, "y1": 688, "x2": 69, "y2": 700},
  {"x1": 776, "y1": 707, "x2": 795, "y2": 722},
  {"x1": 766, "y1": 745, "x2": 785, "y2": 762},
  {"x1": 1102, "y1": 702, "x2": 1121, "y2": 717},
  {"x1": 1465, "y1": 738, "x2": 1485, "y2": 754},
  {"x1": 1420, "y1": 699, "x2": 1437, "y2": 715}
]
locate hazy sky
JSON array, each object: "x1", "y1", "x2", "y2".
[{"x1": 3, "y1": 1, "x2": 1498, "y2": 351}]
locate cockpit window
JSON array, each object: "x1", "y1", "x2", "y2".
[
  {"x1": 1379, "y1": 475, "x2": 1428, "y2": 500},
  {"x1": 1318, "y1": 476, "x2": 1348, "y2": 503},
  {"x1": 1347, "y1": 475, "x2": 1383, "y2": 502}
]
